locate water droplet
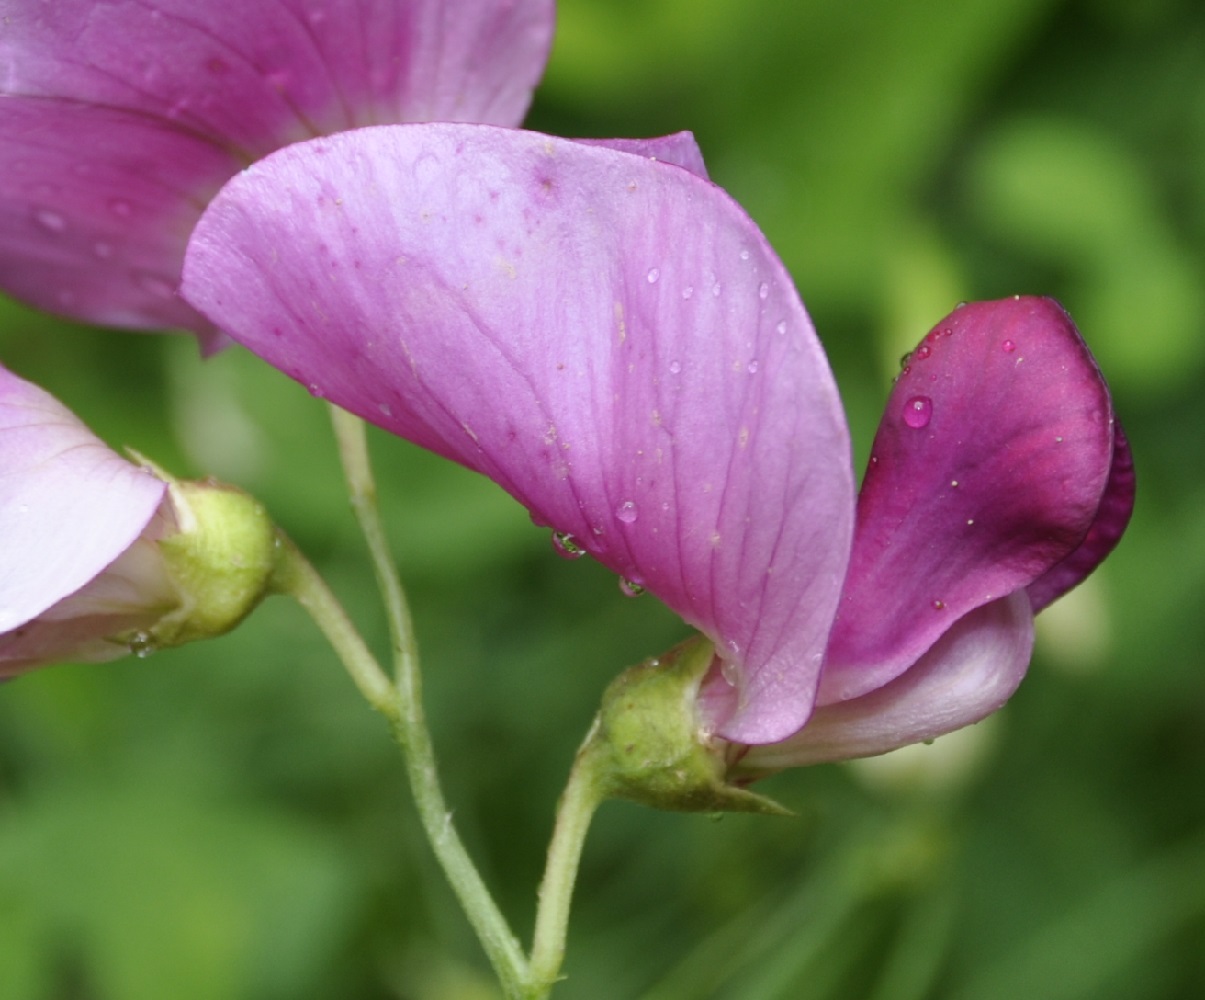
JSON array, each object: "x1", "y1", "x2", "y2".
[
  {"x1": 618, "y1": 577, "x2": 645, "y2": 597},
  {"x1": 551, "y1": 531, "x2": 585, "y2": 559},
  {"x1": 681, "y1": 285, "x2": 694, "y2": 299},
  {"x1": 1002, "y1": 339, "x2": 1016, "y2": 353},
  {"x1": 34, "y1": 208, "x2": 67, "y2": 233},
  {"x1": 739, "y1": 249, "x2": 750, "y2": 261},
  {"x1": 108, "y1": 198, "x2": 133, "y2": 218},
  {"x1": 747, "y1": 359, "x2": 760, "y2": 374},
  {"x1": 668, "y1": 360, "x2": 682, "y2": 374},
  {"x1": 307, "y1": 383, "x2": 326, "y2": 399},
  {"x1": 954, "y1": 301, "x2": 967, "y2": 309},
  {"x1": 93, "y1": 241, "x2": 115, "y2": 259},
  {"x1": 377, "y1": 402, "x2": 393, "y2": 417},
  {"x1": 615, "y1": 501, "x2": 638, "y2": 524},
  {"x1": 711, "y1": 282, "x2": 721, "y2": 297},
  {"x1": 758, "y1": 282, "x2": 769, "y2": 300},
  {"x1": 128, "y1": 631, "x2": 157, "y2": 658},
  {"x1": 903, "y1": 395, "x2": 933, "y2": 429},
  {"x1": 646, "y1": 267, "x2": 660, "y2": 284},
  {"x1": 775, "y1": 321, "x2": 787, "y2": 335},
  {"x1": 915, "y1": 344, "x2": 932, "y2": 360},
  {"x1": 931, "y1": 599, "x2": 945, "y2": 611}
]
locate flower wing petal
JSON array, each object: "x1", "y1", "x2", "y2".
[
  {"x1": 0, "y1": 366, "x2": 166, "y2": 633},
  {"x1": 0, "y1": 0, "x2": 553, "y2": 336},
  {"x1": 182, "y1": 123, "x2": 855, "y2": 744},
  {"x1": 743, "y1": 591, "x2": 1032, "y2": 769},
  {"x1": 820, "y1": 297, "x2": 1115, "y2": 704}
]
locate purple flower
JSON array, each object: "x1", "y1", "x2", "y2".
[
  {"x1": 0, "y1": 0, "x2": 554, "y2": 350},
  {"x1": 0, "y1": 365, "x2": 280, "y2": 674},
  {"x1": 179, "y1": 124, "x2": 1133, "y2": 759}
]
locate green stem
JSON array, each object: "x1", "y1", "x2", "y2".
[
  {"x1": 526, "y1": 732, "x2": 609, "y2": 998},
  {"x1": 325, "y1": 406, "x2": 529, "y2": 995}
]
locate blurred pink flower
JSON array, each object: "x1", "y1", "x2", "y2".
[
  {"x1": 180, "y1": 124, "x2": 1133, "y2": 757},
  {"x1": 0, "y1": 0, "x2": 554, "y2": 350}
]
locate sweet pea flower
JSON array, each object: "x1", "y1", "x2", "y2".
[
  {"x1": 0, "y1": 0, "x2": 554, "y2": 350},
  {"x1": 179, "y1": 124, "x2": 1133, "y2": 762},
  {"x1": 0, "y1": 365, "x2": 279, "y2": 675}
]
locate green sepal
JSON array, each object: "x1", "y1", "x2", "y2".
[{"x1": 583, "y1": 635, "x2": 788, "y2": 815}]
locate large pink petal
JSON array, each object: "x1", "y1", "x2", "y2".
[
  {"x1": 182, "y1": 124, "x2": 855, "y2": 744},
  {"x1": 741, "y1": 592, "x2": 1033, "y2": 769},
  {"x1": 819, "y1": 297, "x2": 1116, "y2": 705},
  {"x1": 0, "y1": 365, "x2": 166, "y2": 634},
  {"x1": 0, "y1": 0, "x2": 554, "y2": 337}
]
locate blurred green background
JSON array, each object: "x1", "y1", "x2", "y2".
[{"x1": 2, "y1": 0, "x2": 1203, "y2": 997}]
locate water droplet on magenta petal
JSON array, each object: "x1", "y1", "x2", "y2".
[
  {"x1": 720, "y1": 657, "x2": 742, "y2": 688},
  {"x1": 618, "y1": 577, "x2": 646, "y2": 597},
  {"x1": 93, "y1": 241, "x2": 115, "y2": 259},
  {"x1": 377, "y1": 402, "x2": 393, "y2": 417},
  {"x1": 747, "y1": 359, "x2": 760, "y2": 374},
  {"x1": 758, "y1": 282, "x2": 769, "y2": 300},
  {"x1": 615, "y1": 501, "x2": 638, "y2": 524},
  {"x1": 903, "y1": 395, "x2": 933, "y2": 428},
  {"x1": 136, "y1": 273, "x2": 175, "y2": 300},
  {"x1": 551, "y1": 531, "x2": 585, "y2": 559},
  {"x1": 108, "y1": 198, "x2": 133, "y2": 218},
  {"x1": 931, "y1": 599, "x2": 946, "y2": 610},
  {"x1": 739, "y1": 249, "x2": 751, "y2": 261},
  {"x1": 681, "y1": 285, "x2": 694, "y2": 299},
  {"x1": 669, "y1": 360, "x2": 682, "y2": 374},
  {"x1": 711, "y1": 282, "x2": 721, "y2": 297},
  {"x1": 775, "y1": 321, "x2": 787, "y2": 335},
  {"x1": 34, "y1": 208, "x2": 67, "y2": 233},
  {"x1": 646, "y1": 267, "x2": 660, "y2": 284},
  {"x1": 1002, "y1": 339, "x2": 1017, "y2": 353},
  {"x1": 915, "y1": 344, "x2": 932, "y2": 360}
]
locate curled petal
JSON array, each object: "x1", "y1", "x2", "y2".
[
  {"x1": 182, "y1": 124, "x2": 855, "y2": 744},
  {"x1": 740, "y1": 591, "x2": 1033, "y2": 770},
  {"x1": 0, "y1": 365, "x2": 166, "y2": 639},
  {"x1": 575, "y1": 133, "x2": 710, "y2": 180},
  {"x1": 1027, "y1": 421, "x2": 1134, "y2": 611},
  {"x1": 820, "y1": 297, "x2": 1115, "y2": 704},
  {"x1": 0, "y1": 0, "x2": 554, "y2": 337}
]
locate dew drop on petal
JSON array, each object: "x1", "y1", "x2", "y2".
[
  {"x1": 681, "y1": 285, "x2": 694, "y2": 300},
  {"x1": 931, "y1": 599, "x2": 946, "y2": 610},
  {"x1": 93, "y1": 241, "x2": 115, "y2": 259},
  {"x1": 747, "y1": 359, "x2": 759, "y2": 374},
  {"x1": 712, "y1": 282, "x2": 721, "y2": 297},
  {"x1": 128, "y1": 631, "x2": 157, "y2": 658},
  {"x1": 108, "y1": 198, "x2": 133, "y2": 218},
  {"x1": 377, "y1": 402, "x2": 392, "y2": 417},
  {"x1": 137, "y1": 273, "x2": 175, "y2": 300},
  {"x1": 758, "y1": 282, "x2": 769, "y2": 300},
  {"x1": 668, "y1": 360, "x2": 682, "y2": 374},
  {"x1": 551, "y1": 531, "x2": 585, "y2": 559},
  {"x1": 739, "y1": 249, "x2": 750, "y2": 261},
  {"x1": 903, "y1": 395, "x2": 933, "y2": 428},
  {"x1": 646, "y1": 267, "x2": 660, "y2": 284},
  {"x1": 615, "y1": 500, "x2": 638, "y2": 524},
  {"x1": 775, "y1": 320, "x2": 787, "y2": 335},
  {"x1": 618, "y1": 577, "x2": 646, "y2": 597},
  {"x1": 1002, "y1": 339, "x2": 1017, "y2": 353},
  {"x1": 34, "y1": 208, "x2": 67, "y2": 233},
  {"x1": 915, "y1": 344, "x2": 932, "y2": 360}
]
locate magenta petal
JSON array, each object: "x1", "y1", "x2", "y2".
[
  {"x1": 182, "y1": 124, "x2": 855, "y2": 744},
  {"x1": 1027, "y1": 421, "x2": 1134, "y2": 611},
  {"x1": 742, "y1": 592, "x2": 1033, "y2": 769},
  {"x1": 0, "y1": 99, "x2": 236, "y2": 334},
  {"x1": 0, "y1": 365, "x2": 166, "y2": 633},
  {"x1": 819, "y1": 297, "x2": 1116, "y2": 705},
  {"x1": 0, "y1": 0, "x2": 554, "y2": 336}
]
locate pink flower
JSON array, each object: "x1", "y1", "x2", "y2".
[
  {"x1": 179, "y1": 124, "x2": 1133, "y2": 759},
  {"x1": 1, "y1": 365, "x2": 279, "y2": 675},
  {"x1": 0, "y1": 0, "x2": 554, "y2": 350}
]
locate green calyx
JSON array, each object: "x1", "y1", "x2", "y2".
[
  {"x1": 582, "y1": 635, "x2": 788, "y2": 816},
  {"x1": 137, "y1": 475, "x2": 280, "y2": 650}
]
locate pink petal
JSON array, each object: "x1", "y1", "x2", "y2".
[
  {"x1": 575, "y1": 133, "x2": 710, "y2": 180},
  {"x1": 0, "y1": 365, "x2": 166, "y2": 635},
  {"x1": 182, "y1": 124, "x2": 855, "y2": 744},
  {"x1": 819, "y1": 297, "x2": 1116, "y2": 705},
  {"x1": 741, "y1": 592, "x2": 1033, "y2": 769},
  {"x1": 0, "y1": 0, "x2": 554, "y2": 337}
]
